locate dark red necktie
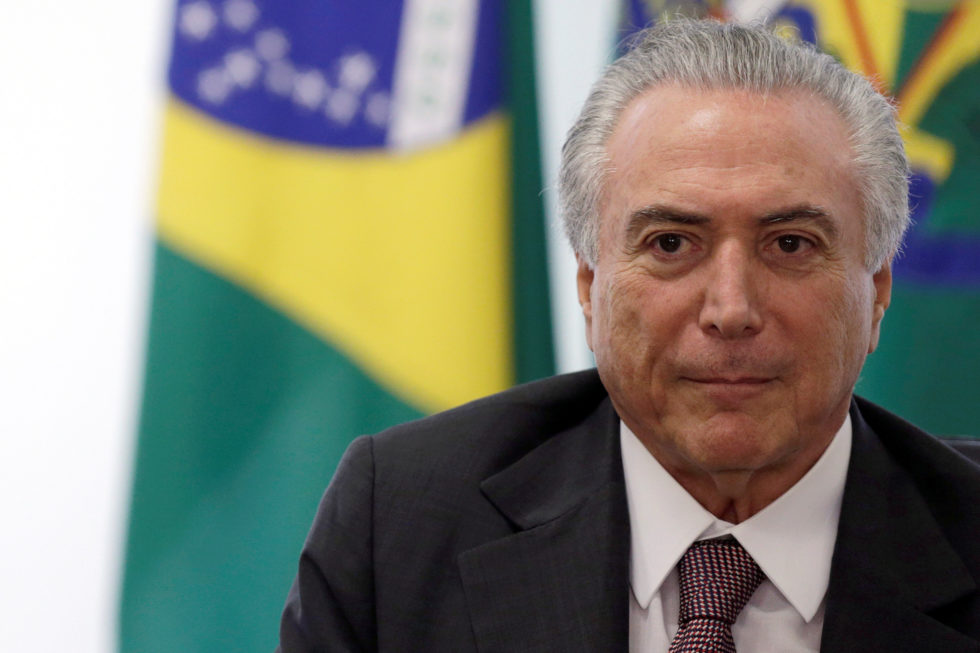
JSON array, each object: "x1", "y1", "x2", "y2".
[{"x1": 668, "y1": 538, "x2": 765, "y2": 653}]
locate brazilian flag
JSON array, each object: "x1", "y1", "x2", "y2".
[
  {"x1": 627, "y1": 0, "x2": 980, "y2": 437},
  {"x1": 120, "y1": 1, "x2": 553, "y2": 650}
]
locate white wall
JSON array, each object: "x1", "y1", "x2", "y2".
[{"x1": 0, "y1": 2, "x2": 168, "y2": 651}]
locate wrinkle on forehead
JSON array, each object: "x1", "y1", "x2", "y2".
[
  {"x1": 600, "y1": 84, "x2": 859, "y2": 227},
  {"x1": 609, "y1": 84, "x2": 853, "y2": 167}
]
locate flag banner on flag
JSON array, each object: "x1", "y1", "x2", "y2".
[
  {"x1": 625, "y1": 0, "x2": 980, "y2": 437},
  {"x1": 120, "y1": 1, "x2": 553, "y2": 650}
]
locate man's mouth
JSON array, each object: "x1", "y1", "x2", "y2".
[{"x1": 686, "y1": 377, "x2": 773, "y2": 384}]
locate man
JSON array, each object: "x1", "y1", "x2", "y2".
[{"x1": 279, "y1": 19, "x2": 980, "y2": 652}]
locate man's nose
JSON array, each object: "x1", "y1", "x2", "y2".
[{"x1": 697, "y1": 244, "x2": 763, "y2": 339}]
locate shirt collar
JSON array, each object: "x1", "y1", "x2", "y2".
[{"x1": 622, "y1": 414, "x2": 851, "y2": 622}]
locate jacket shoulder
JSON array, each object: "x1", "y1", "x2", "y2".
[
  {"x1": 369, "y1": 369, "x2": 609, "y2": 477},
  {"x1": 854, "y1": 395, "x2": 980, "y2": 488},
  {"x1": 853, "y1": 395, "x2": 980, "y2": 572}
]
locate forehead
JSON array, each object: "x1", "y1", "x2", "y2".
[{"x1": 600, "y1": 84, "x2": 861, "y2": 234}]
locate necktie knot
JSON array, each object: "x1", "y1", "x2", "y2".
[{"x1": 669, "y1": 537, "x2": 764, "y2": 652}]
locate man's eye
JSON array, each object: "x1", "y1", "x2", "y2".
[
  {"x1": 654, "y1": 233, "x2": 684, "y2": 253},
  {"x1": 776, "y1": 235, "x2": 810, "y2": 253}
]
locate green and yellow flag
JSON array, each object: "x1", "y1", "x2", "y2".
[
  {"x1": 627, "y1": 0, "x2": 980, "y2": 437},
  {"x1": 120, "y1": 1, "x2": 552, "y2": 650}
]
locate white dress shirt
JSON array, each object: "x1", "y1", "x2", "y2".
[{"x1": 621, "y1": 415, "x2": 852, "y2": 652}]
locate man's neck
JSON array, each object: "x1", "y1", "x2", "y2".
[{"x1": 648, "y1": 437, "x2": 837, "y2": 523}]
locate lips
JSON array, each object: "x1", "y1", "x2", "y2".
[
  {"x1": 680, "y1": 376, "x2": 777, "y2": 403},
  {"x1": 686, "y1": 377, "x2": 773, "y2": 384},
  {"x1": 675, "y1": 357, "x2": 785, "y2": 387}
]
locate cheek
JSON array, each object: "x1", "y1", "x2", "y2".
[
  {"x1": 592, "y1": 279, "x2": 631, "y2": 353},
  {"x1": 800, "y1": 275, "x2": 874, "y2": 380},
  {"x1": 843, "y1": 282, "x2": 876, "y2": 366},
  {"x1": 839, "y1": 272, "x2": 875, "y2": 337},
  {"x1": 595, "y1": 269, "x2": 702, "y2": 353},
  {"x1": 592, "y1": 274, "x2": 649, "y2": 360}
]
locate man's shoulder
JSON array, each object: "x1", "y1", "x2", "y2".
[
  {"x1": 854, "y1": 395, "x2": 980, "y2": 485},
  {"x1": 851, "y1": 395, "x2": 980, "y2": 567},
  {"x1": 377, "y1": 368, "x2": 608, "y2": 439},
  {"x1": 825, "y1": 397, "x2": 980, "y2": 643},
  {"x1": 365, "y1": 368, "x2": 611, "y2": 478}
]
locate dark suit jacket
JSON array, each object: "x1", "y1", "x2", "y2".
[{"x1": 278, "y1": 370, "x2": 980, "y2": 652}]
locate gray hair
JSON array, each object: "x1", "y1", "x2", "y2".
[{"x1": 559, "y1": 18, "x2": 909, "y2": 271}]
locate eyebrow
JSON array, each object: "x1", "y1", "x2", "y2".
[
  {"x1": 624, "y1": 206, "x2": 709, "y2": 243},
  {"x1": 760, "y1": 205, "x2": 840, "y2": 240},
  {"x1": 624, "y1": 204, "x2": 839, "y2": 242}
]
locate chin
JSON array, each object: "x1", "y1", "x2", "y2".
[{"x1": 680, "y1": 417, "x2": 793, "y2": 474}]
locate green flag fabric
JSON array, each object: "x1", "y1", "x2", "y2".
[
  {"x1": 625, "y1": 0, "x2": 980, "y2": 437},
  {"x1": 120, "y1": 1, "x2": 553, "y2": 650}
]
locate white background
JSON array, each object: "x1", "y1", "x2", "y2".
[
  {"x1": 0, "y1": 1, "x2": 614, "y2": 650},
  {"x1": 0, "y1": 1, "x2": 167, "y2": 651}
]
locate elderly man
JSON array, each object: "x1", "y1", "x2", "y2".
[{"x1": 278, "y1": 19, "x2": 980, "y2": 652}]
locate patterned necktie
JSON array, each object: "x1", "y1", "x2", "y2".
[{"x1": 668, "y1": 538, "x2": 765, "y2": 653}]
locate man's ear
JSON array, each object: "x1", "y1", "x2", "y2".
[
  {"x1": 576, "y1": 254, "x2": 595, "y2": 350},
  {"x1": 868, "y1": 261, "x2": 892, "y2": 354}
]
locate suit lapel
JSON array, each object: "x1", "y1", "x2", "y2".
[
  {"x1": 458, "y1": 398, "x2": 630, "y2": 652},
  {"x1": 821, "y1": 402, "x2": 978, "y2": 652}
]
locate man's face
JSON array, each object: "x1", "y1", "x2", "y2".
[{"x1": 579, "y1": 84, "x2": 891, "y2": 484}]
